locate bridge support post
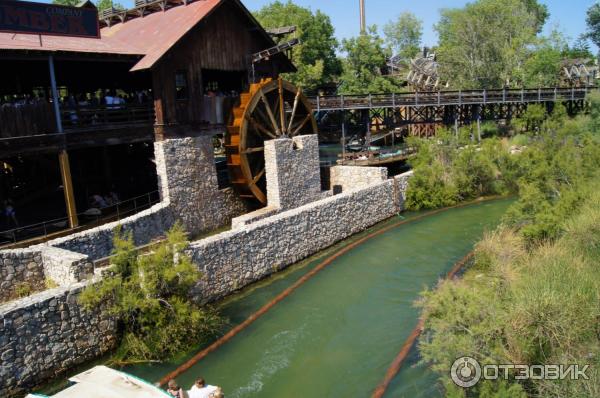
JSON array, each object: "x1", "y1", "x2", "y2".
[{"x1": 49, "y1": 55, "x2": 79, "y2": 229}]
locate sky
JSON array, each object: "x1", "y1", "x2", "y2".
[
  {"x1": 239, "y1": 0, "x2": 599, "y2": 51},
  {"x1": 34, "y1": 0, "x2": 599, "y2": 51}
]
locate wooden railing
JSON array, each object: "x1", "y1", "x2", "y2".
[
  {"x1": 0, "y1": 102, "x2": 57, "y2": 138},
  {"x1": 310, "y1": 87, "x2": 593, "y2": 111},
  {"x1": 0, "y1": 102, "x2": 156, "y2": 139},
  {"x1": 60, "y1": 104, "x2": 155, "y2": 130}
]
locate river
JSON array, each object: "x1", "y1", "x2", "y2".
[{"x1": 125, "y1": 198, "x2": 512, "y2": 398}]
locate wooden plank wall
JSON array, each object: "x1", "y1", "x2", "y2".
[
  {"x1": 152, "y1": 0, "x2": 278, "y2": 127},
  {"x1": 0, "y1": 103, "x2": 57, "y2": 138}
]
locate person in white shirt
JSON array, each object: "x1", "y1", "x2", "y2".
[{"x1": 188, "y1": 378, "x2": 220, "y2": 398}]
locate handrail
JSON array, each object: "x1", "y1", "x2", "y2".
[
  {"x1": 309, "y1": 86, "x2": 594, "y2": 111},
  {"x1": 0, "y1": 191, "x2": 161, "y2": 246}
]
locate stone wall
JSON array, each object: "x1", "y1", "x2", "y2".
[
  {"x1": 265, "y1": 135, "x2": 325, "y2": 210},
  {"x1": 154, "y1": 136, "x2": 248, "y2": 238},
  {"x1": 330, "y1": 166, "x2": 388, "y2": 192},
  {"x1": 36, "y1": 135, "x2": 249, "y2": 262},
  {"x1": 0, "y1": 250, "x2": 44, "y2": 302},
  {"x1": 41, "y1": 202, "x2": 173, "y2": 262},
  {"x1": 190, "y1": 175, "x2": 408, "y2": 303},
  {"x1": 41, "y1": 247, "x2": 94, "y2": 286},
  {"x1": 0, "y1": 281, "x2": 118, "y2": 398}
]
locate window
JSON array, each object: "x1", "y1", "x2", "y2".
[{"x1": 175, "y1": 70, "x2": 188, "y2": 100}]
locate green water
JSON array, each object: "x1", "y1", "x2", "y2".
[{"x1": 127, "y1": 199, "x2": 512, "y2": 398}]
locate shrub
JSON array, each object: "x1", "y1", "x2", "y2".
[{"x1": 80, "y1": 223, "x2": 222, "y2": 363}]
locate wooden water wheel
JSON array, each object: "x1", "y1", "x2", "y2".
[{"x1": 226, "y1": 78, "x2": 317, "y2": 205}]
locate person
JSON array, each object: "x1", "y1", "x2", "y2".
[
  {"x1": 167, "y1": 379, "x2": 186, "y2": 398},
  {"x1": 188, "y1": 378, "x2": 219, "y2": 398},
  {"x1": 3, "y1": 199, "x2": 18, "y2": 228}
]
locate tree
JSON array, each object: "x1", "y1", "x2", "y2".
[
  {"x1": 80, "y1": 224, "x2": 221, "y2": 362},
  {"x1": 254, "y1": 1, "x2": 341, "y2": 90},
  {"x1": 586, "y1": 3, "x2": 600, "y2": 50},
  {"x1": 52, "y1": 0, "x2": 79, "y2": 6},
  {"x1": 96, "y1": 0, "x2": 124, "y2": 11},
  {"x1": 523, "y1": 30, "x2": 566, "y2": 87},
  {"x1": 52, "y1": 0, "x2": 123, "y2": 11},
  {"x1": 338, "y1": 26, "x2": 403, "y2": 94},
  {"x1": 563, "y1": 35, "x2": 594, "y2": 59},
  {"x1": 521, "y1": 0, "x2": 549, "y2": 33},
  {"x1": 383, "y1": 12, "x2": 423, "y2": 60},
  {"x1": 435, "y1": 0, "x2": 538, "y2": 89}
]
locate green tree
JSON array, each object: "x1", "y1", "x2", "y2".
[
  {"x1": 338, "y1": 26, "x2": 403, "y2": 94},
  {"x1": 254, "y1": 1, "x2": 341, "y2": 90},
  {"x1": 52, "y1": 0, "x2": 123, "y2": 11},
  {"x1": 521, "y1": 0, "x2": 549, "y2": 33},
  {"x1": 80, "y1": 224, "x2": 221, "y2": 362},
  {"x1": 563, "y1": 35, "x2": 594, "y2": 59},
  {"x1": 52, "y1": 0, "x2": 80, "y2": 6},
  {"x1": 383, "y1": 12, "x2": 423, "y2": 60},
  {"x1": 436, "y1": 0, "x2": 538, "y2": 89},
  {"x1": 586, "y1": 3, "x2": 600, "y2": 50},
  {"x1": 96, "y1": 0, "x2": 124, "y2": 11},
  {"x1": 523, "y1": 31, "x2": 566, "y2": 87}
]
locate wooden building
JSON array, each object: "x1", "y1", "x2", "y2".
[{"x1": 0, "y1": 0, "x2": 294, "y2": 245}]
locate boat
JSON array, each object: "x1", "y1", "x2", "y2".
[{"x1": 27, "y1": 366, "x2": 171, "y2": 398}]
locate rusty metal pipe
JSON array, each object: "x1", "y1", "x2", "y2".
[{"x1": 159, "y1": 197, "x2": 502, "y2": 388}]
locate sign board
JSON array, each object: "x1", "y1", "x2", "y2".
[{"x1": 0, "y1": 0, "x2": 99, "y2": 38}]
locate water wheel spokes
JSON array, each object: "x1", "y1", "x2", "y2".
[{"x1": 226, "y1": 78, "x2": 317, "y2": 205}]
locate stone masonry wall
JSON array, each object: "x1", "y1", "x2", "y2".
[
  {"x1": 42, "y1": 202, "x2": 173, "y2": 262},
  {"x1": 41, "y1": 247, "x2": 94, "y2": 286},
  {"x1": 190, "y1": 174, "x2": 409, "y2": 303},
  {"x1": 330, "y1": 166, "x2": 388, "y2": 192},
  {"x1": 0, "y1": 281, "x2": 118, "y2": 398},
  {"x1": 265, "y1": 135, "x2": 325, "y2": 210},
  {"x1": 154, "y1": 136, "x2": 248, "y2": 238},
  {"x1": 0, "y1": 250, "x2": 44, "y2": 302}
]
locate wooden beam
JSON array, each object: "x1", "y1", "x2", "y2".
[{"x1": 59, "y1": 150, "x2": 79, "y2": 228}]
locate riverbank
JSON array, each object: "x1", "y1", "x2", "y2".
[{"x1": 413, "y1": 98, "x2": 600, "y2": 397}]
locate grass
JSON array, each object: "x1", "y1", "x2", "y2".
[{"x1": 418, "y1": 186, "x2": 600, "y2": 397}]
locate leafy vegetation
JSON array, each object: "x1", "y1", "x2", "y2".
[
  {"x1": 414, "y1": 98, "x2": 600, "y2": 397},
  {"x1": 80, "y1": 224, "x2": 221, "y2": 363},
  {"x1": 254, "y1": 1, "x2": 342, "y2": 91},
  {"x1": 383, "y1": 12, "x2": 423, "y2": 60},
  {"x1": 52, "y1": 0, "x2": 124, "y2": 11},
  {"x1": 338, "y1": 26, "x2": 403, "y2": 95}
]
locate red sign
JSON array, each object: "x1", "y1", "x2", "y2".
[{"x1": 0, "y1": 0, "x2": 99, "y2": 38}]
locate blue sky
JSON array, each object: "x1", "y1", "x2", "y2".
[
  {"x1": 35, "y1": 0, "x2": 599, "y2": 51},
  {"x1": 240, "y1": 0, "x2": 598, "y2": 51}
]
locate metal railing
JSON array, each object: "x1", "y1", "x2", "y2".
[
  {"x1": 0, "y1": 191, "x2": 161, "y2": 246},
  {"x1": 309, "y1": 87, "x2": 593, "y2": 112}
]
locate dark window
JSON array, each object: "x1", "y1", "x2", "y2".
[{"x1": 175, "y1": 70, "x2": 188, "y2": 100}]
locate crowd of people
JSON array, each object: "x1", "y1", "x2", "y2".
[
  {"x1": 167, "y1": 378, "x2": 223, "y2": 398},
  {"x1": 0, "y1": 89, "x2": 152, "y2": 109}
]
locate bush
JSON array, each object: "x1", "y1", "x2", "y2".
[{"x1": 80, "y1": 223, "x2": 222, "y2": 363}]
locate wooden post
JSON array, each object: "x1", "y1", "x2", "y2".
[
  {"x1": 477, "y1": 116, "x2": 482, "y2": 143},
  {"x1": 49, "y1": 55, "x2": 79, "y2": 228}
]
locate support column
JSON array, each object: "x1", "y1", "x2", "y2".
[{"x1": 49, "y1": 55, "x2": 78, "y2": 228}]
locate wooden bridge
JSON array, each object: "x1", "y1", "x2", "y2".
[
  {"x1": 309, "y1": 86, "x2": 593, "y2": 138},
  {"x1": 308, "y1": 87, "x2": 591, "y2": 112}
]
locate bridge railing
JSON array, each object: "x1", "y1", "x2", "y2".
[{"x1": 310, "y1": 87, "x2": 592, "y2": 111}]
